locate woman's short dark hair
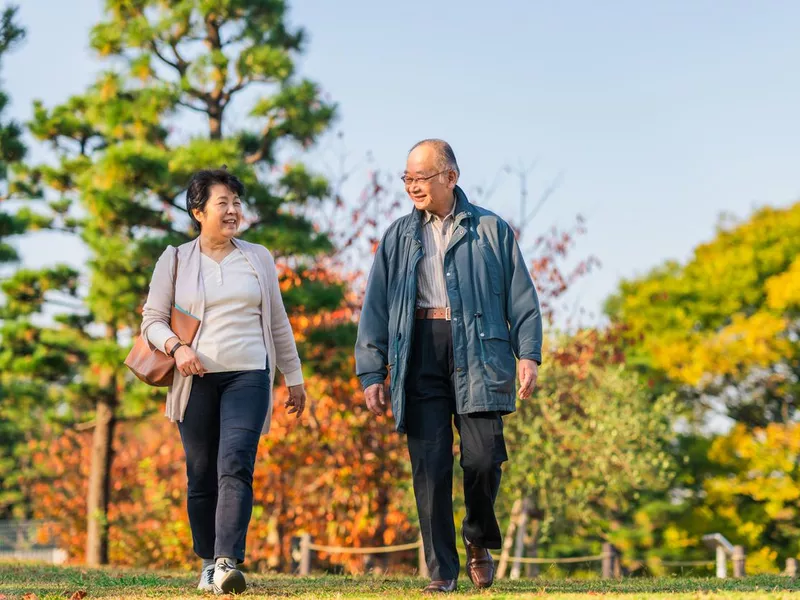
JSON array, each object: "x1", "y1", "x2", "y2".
[{"x1": 186, "y1": 168, "x2": 245, "y2": 232}]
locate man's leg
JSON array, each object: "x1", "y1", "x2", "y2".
[
  {"x1": 177, "y1": 373, "x2": 222, "y2": 561},
  {"x1": 405, "y1": 319, "x2": 460, "y2": 582},
  {"x1": 455, "y1": 411, "x2": 507, "y2": 549}
]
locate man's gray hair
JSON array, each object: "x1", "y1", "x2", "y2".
[{"x1": 409, "y1": 138, "x2": 460, "y2": 176}]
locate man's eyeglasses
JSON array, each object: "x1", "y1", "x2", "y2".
[{"x1": 400, "y1": 170, "x2": 448, "y2": 186}]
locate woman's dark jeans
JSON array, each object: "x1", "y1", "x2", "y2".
[{"x1": 177, "y1": 368, "x2": 269, "y2": 563}]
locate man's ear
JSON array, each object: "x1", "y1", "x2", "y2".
[{"x1": 447, "y1": 169, "x2": 458, "y2": 190}]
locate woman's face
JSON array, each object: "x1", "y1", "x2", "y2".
[{"x1": 193, "y1": 184, "x2": 243, "y2": 239}]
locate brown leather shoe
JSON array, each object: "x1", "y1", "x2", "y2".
[
  {"x1": 463, "y1": 531, "x2": 495, "y2": 589},
  {"x1": 422, "y1": 579, "x2": 457, "y2": 593}
]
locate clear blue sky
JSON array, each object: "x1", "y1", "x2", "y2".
[{"x1": 5, "y1": 1, "x2": 800, "y2": 325}]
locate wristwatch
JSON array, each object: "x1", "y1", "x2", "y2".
[{"x1": 168, "y1": 341, "x2": 184, "y2": 357}]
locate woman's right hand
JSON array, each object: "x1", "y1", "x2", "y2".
[{"x1": 174, "y1": 345, "x2": 206, "y2": 378}]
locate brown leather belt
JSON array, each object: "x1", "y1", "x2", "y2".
[{"x1": 415, "y1": 307, "x2": 451, "y2": 320}]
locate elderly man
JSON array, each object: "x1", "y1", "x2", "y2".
[{"x1": 355, "y1": 139, "x2": 543, "y2": 593}]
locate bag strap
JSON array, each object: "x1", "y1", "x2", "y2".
[{"x1": 172, "y1": 246, "x2": 179, "y2": 303}]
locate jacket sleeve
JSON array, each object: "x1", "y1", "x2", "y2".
[
  {"x1": 263, "y1": 248, "x2": 304, "y2": 386},
  {"x1": 502, "y1": 226, "x2": 543, "y2": 364},
  {"x1": 355, "y1": 234, "x2": 390, "y2": 390},
  {"x1": 141, "y1": 246, "x2": 177, "y2": 353}
]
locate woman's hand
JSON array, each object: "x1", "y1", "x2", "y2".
[
  {"x1": 174, "y1": 345, "x2": 206, "y2": 378},
  {"x1": 286, "y1": 384, "x2": 306, "y2": 418}
]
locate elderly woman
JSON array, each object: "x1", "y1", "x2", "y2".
[{"x1": 140, "y1": 168, "x2": 306, "y2": 595}]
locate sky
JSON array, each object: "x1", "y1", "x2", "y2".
[{"x1": 4, "y1": 1, "x2": 800, "y2": 325}]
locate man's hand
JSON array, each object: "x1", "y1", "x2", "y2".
[
  {"x1": 286, "y1": 384, "x2": 306, "y2": 418},
  {"x1": 518, "y1": 359, "x2": 539, "y2": 399},
  {"x1": 365, "y1": 382, "x2": 389, "y2": 416}
]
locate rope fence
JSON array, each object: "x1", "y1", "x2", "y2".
[
  {"x1": 493, "y1": 554, "x2": 604, "y2": 565},
  {"x1": 307, "y1": 541, "x2": 421, "y2": 555},
  {"x1": 661, "y1": 560, "x2": 715, "y2": 567},
  {"x1": 290, "y1": 531, "x2": 798, "y2": 579}
]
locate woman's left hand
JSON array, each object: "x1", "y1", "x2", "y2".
[{"x1": 286, "y1": 384, "x2": 306, "y2": 418}]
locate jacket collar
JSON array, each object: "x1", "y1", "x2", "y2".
[{"x1": 403, "y1": 185, "x2": 474, "y2": 239}]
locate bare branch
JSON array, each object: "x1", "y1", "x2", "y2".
[
  {"x1": 176, "y1": 99, "x2": 207, "y2": 113},
  {"x1": 150, "y1": 41, "x2": 182, "y2": 73},
  {"x1": 245, "y1": 118, "x2": 278, "y2": 165},
  {"x1": 521, "y1": 171, "x2": 564, "y2": 231},
  {"x1": 222, "y1": 76, "x2": 248, "y2": 105}
]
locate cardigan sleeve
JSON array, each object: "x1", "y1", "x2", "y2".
[
  {"x1": 140, "y1": 246, "x2": 178, "y2": 353},
  {"x1": 262, "y1": 247, "x2": 304, "y2": 386}
]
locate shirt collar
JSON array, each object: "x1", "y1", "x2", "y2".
[{"x1": 423, "y1": 196, "x2": 457, "y2": 225}]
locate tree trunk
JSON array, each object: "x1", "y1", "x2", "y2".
[
  {"x1": 510, "y1": 497, "x2": 531, "y2": 580},
  {"x1": 524, "y1": 516, "x2": 541, "y2": 578},
  {"x1": 85, "y1": 397, "x2": 116, "y2": 566},
  {"x1": 497, "y1": 497, "x2": 522, "y2": 579},
  {"x1": 209, "y1": 111, "x2": 223, "y2": 140}
]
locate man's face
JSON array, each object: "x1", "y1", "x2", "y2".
[{"x1": 403, "y1": 145, "x2": 456, "y2": 214}]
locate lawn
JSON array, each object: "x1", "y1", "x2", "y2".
[{"x1": 0, "y1": 563, "x2": 798, "y2": 599}]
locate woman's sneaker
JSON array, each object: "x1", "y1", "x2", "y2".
[
  {"x1": 213, "y1": 558, "x2": 246, "y2": 595},
  {"x1": 197, "y1": 563, "x2": 215, "y2": 592}
]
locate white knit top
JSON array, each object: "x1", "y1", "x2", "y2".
[{"x1": 147, "y1": 249, "x2": 268, "y2": 373}]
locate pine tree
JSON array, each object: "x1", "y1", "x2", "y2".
[
  {"x1": 0, "y1": 4, "x2": 34, "y2": 519},
  {"x1": 8, "y1": 0, "x2": 339, "y2": 564}
]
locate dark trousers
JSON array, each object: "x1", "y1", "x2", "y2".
[
  {"x1": 177, "y1": 368, "x2": 270, "y2": 563},
  {"x1": 405, "y1": 319, "x2": 508, "y2": 581}
]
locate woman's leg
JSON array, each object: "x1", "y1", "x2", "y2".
[
  {"x1": 213, "y1": 368, "x2": 270, "y2": 563},
  {"x1": 177, "y1": 373, "x2": 222, "y2": 560}
]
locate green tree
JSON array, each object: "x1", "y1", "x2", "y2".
[
  {"x1": 0, "y1": 3, "x2": 34, "y2": 518},
  {"x1": 500, "y1": 329, "x2": 676, "y2": 574},
  {"x1": 7, "y1": 0, "x2": 339, "y2": 564}
]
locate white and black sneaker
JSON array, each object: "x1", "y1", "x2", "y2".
[
  {"x1": 197, "y1": 563, "x2": 215, "y2": 592},
  {"x1": 213, "y1": 558, "x2": 246, "y2": 595}
]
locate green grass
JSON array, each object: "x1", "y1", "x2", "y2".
[{"x1": 0, "y1": 563, "x2": 798, "y2": 599}]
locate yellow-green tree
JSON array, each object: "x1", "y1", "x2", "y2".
[
  {"x1": 606, "y1": 201, "x2": 800, "y2": 426},
  {"x1": 703, "y1": 422, "x2": 800, "y2": 572},
  {"x1": 605, "y1": 200, "x2": 800, "y2": 571}
]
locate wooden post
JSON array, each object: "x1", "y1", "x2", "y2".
[
  {"x1": 289, "y1": 534, "x2": 302, "y2": 573},
  {"x1": 602, "y1": 543, "x2": 618, "y2": 579},
  {"x1": 785, "y1": 558, "x2": 797, "y2": 578},
  {"x1": 418, "y1": 534, "x2": 429, "y2": 579},
  {"x1": 613, "y1": 546, "x2": 622, "y2": 578},
  {"x1": 715, "y1": 545, "x2": 727, "y2": 579},
  {"x1": 732, "y1": 545, "x2": 745, "y2": 578},
  {"x1": 299, "y1": 533, "x2": 311, "y2": 575},
  {"x1": 497, "y1": 498, "x2": 522, "y2": 579}
]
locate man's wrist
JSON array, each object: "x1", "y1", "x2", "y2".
[{"x1": 360, "y1": 373, "x2": 386, "y2": 390}]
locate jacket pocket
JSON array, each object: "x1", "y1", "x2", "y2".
[{"x1": 475, "y1": 317, "x2": 516, "y2": 394}]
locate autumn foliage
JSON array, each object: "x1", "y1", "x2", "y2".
[{"x1": 27, "y1": 367, "x2": 416, "y2": 573}]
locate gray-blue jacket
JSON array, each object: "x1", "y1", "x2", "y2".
[{"x1": 355, "y1": 186, "x2": 543, "y2": 433}]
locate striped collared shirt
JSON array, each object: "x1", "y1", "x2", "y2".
[{"x1": 416, "y1": 201, "x2": 457, "y2": 309}]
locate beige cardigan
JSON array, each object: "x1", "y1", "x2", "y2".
[{"x1": 140, "y1": 237, "x2": 304, "y2": 435}]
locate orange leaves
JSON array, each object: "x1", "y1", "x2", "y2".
[{"x1": 24, "y1": 372, "x2": 415, "y2": 574}]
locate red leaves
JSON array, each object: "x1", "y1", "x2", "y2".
[{"x1": 526, "y1": 215, "x2": 600, "y2": 323}]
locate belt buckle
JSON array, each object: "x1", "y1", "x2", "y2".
[{"x1": 444, "y1": 307, "x2": 451, "y2": 321}]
